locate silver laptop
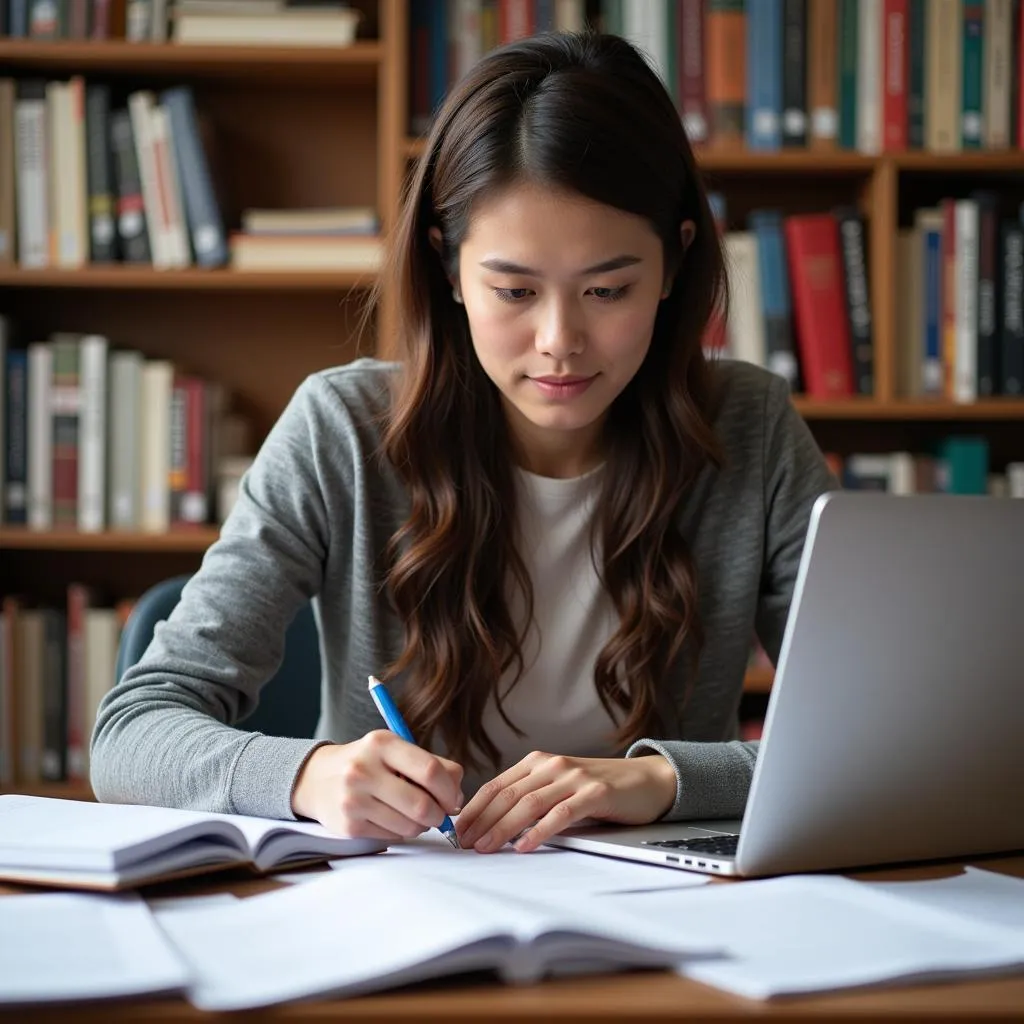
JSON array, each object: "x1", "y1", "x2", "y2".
[{"x1": 546, "y1": 491, "x2": 1024, "y2": 877}]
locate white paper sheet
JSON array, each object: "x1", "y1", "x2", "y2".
[
  {"x1": 325, "y1": 835, "x2": 712, "y2": 897},
  {"x1": 603, "y1": 874, "x2": 1024, "y2": 1000},
  {"x1": 864, "y1": 866, "x2": 1024, "y2": 934},
  {"x1": 0, "y1": 891, "x2": 189, "y2": 1004},
  {"x1": 155, "y1": 858, "x2": 720, "y2": 1010}
]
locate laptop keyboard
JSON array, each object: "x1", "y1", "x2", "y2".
[{"x1": 644, "y1": 834, "x2": 740, "y2": 856}]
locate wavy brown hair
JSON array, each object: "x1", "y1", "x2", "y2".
[{"x1": 375, "y1": 32, "x2": 727, "y2": 770}]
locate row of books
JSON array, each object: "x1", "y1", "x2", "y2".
[
  {"x1": 0, "y1": 588, "x2": 127, "y2": 787},
  {"x1": 411, "y1": 0, "x2": 1024, "y2": 154},
  {"x1": 831, "y1": 442, "x2": 1024, "y2": 494},
  {"x1": 0, "y1": 318, "x2": 253, "y2": 532},
  {"x1": 0, "y1": 76, "x2": 384, "y2": 271},
  {"x1": 709, "y1": 206, "x2": 873, "y2": 399},
  {"x1": 895, "y1": 196, "x2": 1024, "y2": 399},
  {"x1": 0, "y1": 0, "x2": 361, "y2": 46}
]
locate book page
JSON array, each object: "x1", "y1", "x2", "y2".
[
  {"x1": 326, "y1": 835, "x2": 712, "y2": 897},
  {"x1": 155, "y1": 858, "x2": 719, "y2": 1011},
  {"x1": 604, "y1": 875, "x2": 1024, "y2": 999},
  {"x1": 0, "y1": 891, "x2": 189, "y2": 1004}
]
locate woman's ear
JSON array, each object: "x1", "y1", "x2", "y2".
[{"x1": 662, "y1": 219, "x2": 697, "y2": 299}]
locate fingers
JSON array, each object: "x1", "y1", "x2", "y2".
[
  {"x1": 372, "y1": 731, "x2": 464, "y2": 813},
  {"x1": 456, "y1": 760, "x2": 536, "y2": 846}
]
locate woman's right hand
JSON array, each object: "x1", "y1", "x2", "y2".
[{"x1": 290, "y1": 731, "x2": 464, "y2": 841}]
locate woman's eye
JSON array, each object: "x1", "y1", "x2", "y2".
[
  {"x1": 493, "y1": 288, "x2": 533, "y2": 302},
  {"x1": 590, "y1": 286, "x2": 629, "y2": 302}
]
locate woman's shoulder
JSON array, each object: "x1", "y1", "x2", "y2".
[
  {"x1": 706, "y1": 358, "x2": 790, "y2": 439},
  {"x1": 310, "y1": 358, "x2": 402, "y2": 416}
]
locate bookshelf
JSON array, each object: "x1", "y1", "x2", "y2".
[{"x1": 2, "y1": 0, "x2": 1024, "y2": 800}]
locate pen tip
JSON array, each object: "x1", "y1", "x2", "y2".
[{"x1": 367, "y1": 675, "x2": 379, "y2": 690}]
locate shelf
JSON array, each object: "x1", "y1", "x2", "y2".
[
  {"x1": 743, "y1": 668, "x2": 774, "y2": 694},
  {"x1": 1, "y1": 782, "x2": 94, "y2": 801},
  {"x1": 792, "y1": 398, "x2": 1024, "y2": 420},
  {"x1": 402, "y1": 139, "x2": 1024, "y2": 173},
  {"x1": 0, "y1": 267, "x2": 379, "y2": 291},
  {"x1": 0, "y1": 39, "x2": 384, "y2": 82},
  {"x1": 0, "y1": 528, "x2": 219, "y2": 552}
]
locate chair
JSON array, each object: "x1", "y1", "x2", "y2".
[{"x1": 114, "y1": 574, "x2": 321, "y2": 738}]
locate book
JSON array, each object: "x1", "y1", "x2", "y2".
[
  {"x1": 152, "y1": 858, "x2": 719, "y2": 1011},
  {"x1": 0, "y1": 795, "x2": 387, "y2": 890}
]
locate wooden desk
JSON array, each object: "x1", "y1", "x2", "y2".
[{"x1": 3, "y1": 855, "x2": 1023, "y2": 1023}]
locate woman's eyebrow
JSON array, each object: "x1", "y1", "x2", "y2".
[{"x1": 478, "y1": 254, "x2": 643, "y2": 275}]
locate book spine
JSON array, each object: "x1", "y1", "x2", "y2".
[
  {"x1": 961, "y1": 2, "x2": 984, "y2": 148},
  {"x1": 65, "y1": 582, "x2": 91, "y2": 783},
  {"x1": 926, "y1": 0, "x2": 962, "y2": 152},
  {"x1": 971, "y1": 191, "x2": 999, "y2": 396},
  {"x1": 1001, "y1": 220, "x2": 1024, "y2": 395},
  {"x1": 749, "y1": 209, "x2": 800, "y2": 389},
  {"x1": 85, "y1": 83, "x2": 118, "y2": 262},
  {"x1": 77, "y1": 333, "x2": 108, "y2": 532},
  {"x1": 706, "y1": 0, "x2": 746, "y2": 147},
  {"x1": 0, "y1": 79, "x2": 15, "y2": 265},
  {"x1": 107, "y1": 350, "x2": 142, "y2": 530},
  {"x1": 14, "y1": 80, "x2": 49, "y2": 268},
  {"x1": 4, "y1": 348, "x2": 28, "y2": 525},
  {"x1": 109, "y1": 107, "x2": 151, "y2": 263},
  {"x1": 678, "y1": 0, "x2": 709, "y2": 144},
  {"x1": 835, "y1": 207, "x2": 875, "y2": 396},
  {"x1": 161, "y1": 86, "x2": 228, "y2": 268},
  {"x1": 906, "y1": 0, "x2": 926, "y2": 146},
  {"x1": 883, "y1": 0, "x2": 908, "y2": 150},
  {"x1": 746, "y1": 0, "x2": 782, "y2": 150},
  {"x1": 919, "y1": 212, "x2": 945, "y2": 396},
  {"x1": 40, "y1": 608, "x2": 67, "y2": 782},
  {"x1": 50, "y1": 335, "x2": 80, "y2": 527},
  {"x1": 807, "y1": 0, "x2": 839, "y2": 148},
  {"x1": 781, "y1": 0, "x2": 807, "y2": 146},
  {"x1": 983, "y1": 0, "x2": 1012, "y2": 147},
  {"x1": 857, "y1": 0, "x2": 883, "y2": 153},
  {"x1": 838, "y1": 0, "x2": 858, "y2": 148},
  {"x1": 953, "y1": 198, "x2": 979, "y2": 403},
  {"x1": 27, "y1": 341, "x2": 52, "y2": 530}
]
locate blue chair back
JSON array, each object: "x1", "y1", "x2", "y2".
[{"x1": 114, "y1": 575, "x2": 321, "y2": 738}]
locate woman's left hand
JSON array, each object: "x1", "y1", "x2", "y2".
[{"x1": 455, "y1": 752, "x2": 677, "y2": 854}]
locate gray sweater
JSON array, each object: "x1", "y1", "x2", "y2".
[{"x1": 91, "y1": 358, "x2": 836, "y2": 823}]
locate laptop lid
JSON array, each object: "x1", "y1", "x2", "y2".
[{"x1": 734, "y1": 491, "x2": 1024, "y2": 876}]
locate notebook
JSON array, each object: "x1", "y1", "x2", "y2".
[
  {"x1": 0, "y1": 795, "x2": 387, "y2": 890},
  {"x1": 152, "y1": 858, "x2": 721, "y2": 1010}
]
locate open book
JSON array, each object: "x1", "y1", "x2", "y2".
[
  {"x1": 153, "y1": 858, "x2": 721, "y2": 1010},
  {"x1": 0, "y1": 795, "x2": 386, "y2": 890}
]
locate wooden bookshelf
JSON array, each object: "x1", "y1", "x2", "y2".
[{"x1": 2, "y1": 0, "x2": 1023, "y2": 795}]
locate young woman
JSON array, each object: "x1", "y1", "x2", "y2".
[{"x1": 91, "y1": 32, "x2": 836, "y2": 855}]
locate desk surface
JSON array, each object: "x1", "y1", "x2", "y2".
[{"x1": 3, "y1": 854, "x2": 1023, "y2": 1023}]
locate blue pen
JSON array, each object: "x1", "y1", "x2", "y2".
[{"x1": 367, "y1": 675, "x2": 460, "y2": 849}]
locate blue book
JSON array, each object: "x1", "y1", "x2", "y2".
[
  {"x1": 160, "y1": 86, "x2": 228, "y2": 269},
  {"x1": 922, "y1": 221, "x2": 944, "y2": 397},
  {"x1": 748, "y1": 209, "x2": 798, "y2": 389},
  {"x1": 746, "y1": 0, "x2": 782, "y2": 149}
]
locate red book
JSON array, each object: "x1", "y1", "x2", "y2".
[
  {"x1": 882, "y1": 0, "x2": 908, "y2": 150},
  {"x1": 499, "y1": 0, "x2": 533, "y2": 42},
  {"x1": 65, "y1": 583, "x2": 94, "y2": 785},
  {"x1": 677, "y1": 0, "x2": 709, "y2": 145},
  {"x1": 783, "y1": 214, "x2": 856, "y2": 398}
]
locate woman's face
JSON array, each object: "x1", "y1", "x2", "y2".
[{"x1": 454, "y1": 183, "x2": 670, "y2": 478}]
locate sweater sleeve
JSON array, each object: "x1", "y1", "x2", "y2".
[
  {"x1": 625, "y1": 374, "x2": 839, "y2": 821},
  {"x1": 90, "y1": 375, "x2": 344, "y2": 819}
]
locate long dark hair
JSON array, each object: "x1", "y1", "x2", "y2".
[{"x1": 377, "y1": 32, "x2": 726, "y2": 769}]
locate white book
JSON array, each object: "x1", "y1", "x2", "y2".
[
  {"x1": 14, "y1": 86, "x2": 49, "y2": 268},
  {"x1": 621, "y1": 0, "x2": 671, "y2": 90},
  {"x1": 0, "y1": 891, "x2": 189, "y2": 1005},
  {"x1": 17, "y1": 610, "x2": 44, "y2": 784},
  {"x1": 26, "y1": 341, "x2": 52, "y2": 531},
  {"x1": 954, "y1": 198, "x2": 979, "y2": 404},
  {"x1": 153, "y1": 859, "x2": 718, "y2": 1011},
  {"x1": 82, "y1": 608, "x2": 119, "y2": 773},
  {"x1": 107, "y1": 349, "x2": 143, "y2": 530},
  {"x1": 555, "y1": 0, "x2": 585, "y2": 31},
  {"x1": 173, "y1": 7, "x2": 360, "y2": 45},
  {"x1": 0, "y1": 795, "x2": 386, "y2": 891},
  {"x1": 150, "y1": 103, "x2": 191, "y2": 268},
  {"x1": 78, "y1": 334, "x2": 109, "y2": 533},
  {"x1": 723, "y1": 232, "x2": 766, "y2": 369},
  {"x1": 856, "y1": 0, "x2": 882, "y2": 154},
  {"x1": 128, "y1": 91, "x2": 170, "y2": 268},
  {"x1": 140, "y1": 359, "x2": 173, "y2": 533},
  {"x1": 983, "y1": 0, "x2": 1013, "y2": 148}
]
